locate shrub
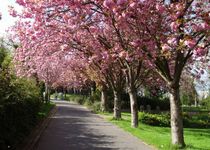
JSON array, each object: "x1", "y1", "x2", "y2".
[
  {"x1": 121, "y1": 93, "x2": 170, "y2": 111},
  {"x1": 139, "y1": 112, "x2": 210, "y2": 128},
  {"x1": 138, "y1": 96, "x2": 170, "y2": 111},
  {"x1": 183, "y1": 113, "x2": 210, "y2": 128},
  {"x1": 0, "y1": 74, "x2": 42, "y2": 149},
  {"x1": 92, "y1": 101, "x2": 101, "y2": 112},
  {"x1": 89, "y1": 89, "x2": 101, "y2": 103},
  {"x1": 201, "y1": 96, "x2": 210, "y2": 109},
  {"x1": 139, "y1": 112, "x2": 170, "y2": 127}
]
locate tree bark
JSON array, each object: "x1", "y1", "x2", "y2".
[
  {"x1": 48, "y1": 87, "x2": 51, "y2": 102},
  {"x1": 169, "y1": 86, "x2": 185, "y2": 147},
  {"x1": 101, "y1": 87, "x2": 108, "y2": 112},
  {"x1": 45, "y1": 83, "x2": 50, "y2": 103},
  {"x1": 113, "y1": 90, "x2": 121, "y2": 119},
  {"x1": 128, "y1": 89, "x2": 138, "y2": 128}
]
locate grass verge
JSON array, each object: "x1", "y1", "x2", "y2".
[
  {"x1": 38, "y1": 102, "x2": 55, "y2": 119},
  {"x1": 100, "y1": 112, "x2": 210, "y2": 150}
]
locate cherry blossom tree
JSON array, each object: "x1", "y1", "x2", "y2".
[
  {"x1": 11, "y1": 0, "x2": 210, "y2": 147},
  {"x1": 113, "y1": 0, "x2": 209, "y2": 146}
]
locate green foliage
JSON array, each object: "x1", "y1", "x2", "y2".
[
  {"x1": 65, "y1": 94, "x2": 86, "y2": 104},
  {"x1": 89, "y1": 89, "x2": 101, "y2": 103},
  {"x1": 182, "y1": 106, "x2": 208, "y2": 112},
  {"x1": 91, "y1": 101, "x2": 101, "y2": 112},
  {"x1": 66, "y1": 93, "x2": 102, "y2": 112},
  {"x1": 0, "y1": 46, "x2": 8, "y2": 67},
  {"x1": 0, "y1": 46, "x2": 45, "y2": 149},
  {"x1": 121, "y1": 93, "x2": 170, "y2": 110},
  {"x1": 201, "y1": 96, "x2": 210, "y2": 109},
  {"x1": 38, "y1": 102, "x2": 55, "y2": 119},
  {"x1": 139, "y1": 112, "x2": 210, "y2": 128},
  {"x1": 139, "y1": 112, "x2": 170, "y2": 127},
  {"x1": 101, "y1": 112, "x2": 210, "y2": 150},
  {"x1": 138, "y1": 96, "x2": 170, "y2": 110},
  {"x1": 0, "y1": 76, "x2": 42, "y2": 149},
  {"x1": 183, "y1": 112, "x2": 210, "y2": 128}
]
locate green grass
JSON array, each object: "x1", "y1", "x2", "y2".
[
  {"x1": 100, "y1": 112, "x2": 210, "y2": 150},
  {"x1": 38, "y1": 102, "x2": 55, "y2": 119}
]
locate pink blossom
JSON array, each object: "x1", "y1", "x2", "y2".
[
  {"x1": 167, "y1": 37, "x2": 177, "y2": 45},
  {"x1": 16, "y1": 0, "x2": 26, "y2": 6},
  {"x1": 156, "y1": 4, "x2": 165, "y2": 13},
  {"x1": 200, "y1": 22, "x2": 210, "y2": 30},
  {"x1": 8, "y1": 6, "x2": 18, "y2": 17},
  {"x1": 175, "y1": 3, "x2": 183, "y2": 11},
  {"x1": 117, "y1": 0, "x2": 127, "y2": 5},
  {"x1": 119, "y1": 51, "x2": 127, "y2": 58},
  {"x1": 184, "y1": 39, "x2": 196, "y2": 49},
  {"x1": 195, "y1": 47, "x2": 206, "y2": 56},
  {"x1": 129, "y1": 2, "x2": 136, "y2": 8},
  {"x1": 89, "y1": 27, "x2": 97, "y2": 33},
  {"x1": 162, "y1": 44, "x2": 170, "y2": 51},
  {"x1": 170, "y1": 22, "x2": 179, "y2": 31},
  {"x1": 103, "y1": 0, "x2": 115, "y2": 9},
  {"x1": 130, "y1": 40, "x2": 141, "y2": 47}
]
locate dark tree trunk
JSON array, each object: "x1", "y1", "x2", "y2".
[
  {"x1": 169, "y1": 86, "x2": 185, "y2": 147},
  {"x1": 128, "y1": 89, "x2": 138, "y2": 128},
  {"x1": 101, "y1": 87, "x2": 108, "y2": 112},
  {"x1": 113, "y1": 90, "x2": 121, "y2": 119}
]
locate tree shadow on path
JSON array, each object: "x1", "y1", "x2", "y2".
[{"x1": 36, "y1": 104, "x2": 120, "y2": 150}]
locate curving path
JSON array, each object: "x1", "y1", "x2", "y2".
[{"x1": 35, "y1": 100, "x2": 153, "y2": 150}]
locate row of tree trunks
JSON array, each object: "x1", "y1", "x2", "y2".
[{"x1": 100, "y1": 85, "x2": 122, "y2": 119}]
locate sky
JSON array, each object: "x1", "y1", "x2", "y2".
[{"x1": 0, "y1": 0, "x2": 22, "y2": 36}]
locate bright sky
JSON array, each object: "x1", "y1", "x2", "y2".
[{"x1": 0, "y1": 0, "x2": 22, "y2": 36}]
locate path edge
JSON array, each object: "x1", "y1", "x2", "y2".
[{"x1": 17, "y1": 105, "x2": 57, "y2": 150}]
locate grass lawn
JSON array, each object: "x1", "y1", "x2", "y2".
[
  {"x1": 38, "y1": 102, "x2": 55, "y2": 119},
  {"x1": 100, "y1": 112, "x2": 210, "y2": 150}
]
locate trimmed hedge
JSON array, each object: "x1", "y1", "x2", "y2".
[
  {"x1": 139, "y1": 112, "x2": 170, "y2": 127},
  {"x1": 121, "y1": 93, "x2": 170, "y2": 110},
  {"x1": 139, "y1": 112, "x2": 210, "y2": 128}
]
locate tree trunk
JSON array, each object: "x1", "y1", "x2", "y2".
[
  {"x1": 45, "y1": 83, "x2": 49, "y2": 103},
  {"x1": 169, "y1": 86, "x2": 185, "y2": 147},
  {"x1": 194, "y1": 97, "x2": 198, "y2": 107},
  {"x1": 113, "y1": 91, "x2": 121, "y2": 119},
  {"x1": 128, "y1": 89, "x2": 138, "y2": 128},
  {"x1": 48, "y1": 87, "x2": 51, "y2": 102},
  {"x1": 101, "y1": 88, "x2": 108, "y2": 112}
]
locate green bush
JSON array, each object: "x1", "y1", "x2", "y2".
[
  {"x1": 183, "y1": 112, "x2": 210, "y2": 128},
  {"x1": 0, "y1": 73, "x2": 42, "y2": 149},
  {"x1": 139, "y1": 112, "x2": 170, "y2": 127},
  {"x1": 138, "y1": 96, "x2": 170, "y2": 110},
  {"x1": 121, "y1": 94, "x2": 170, "y2": 110},
  {"x1": 89, "y1": 89, "x2": 101, "y2": 103},
  {"x1": 139, "y1": 112, "x2": 210, "y2": 128},
  {"x1": 201, "y1": 96, "x2": 210, "y2": 109},
  {"x1": 92, "y1": 101, "x2": 101, "y2": 112}
]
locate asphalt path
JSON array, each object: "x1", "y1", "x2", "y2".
[{"x1": 35, "y1": 100, "x2": 153, "y2": 150}]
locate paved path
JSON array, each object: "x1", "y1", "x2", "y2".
[{"x1": 36, "y1": 100, "x2": 153, "y2": 150}]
